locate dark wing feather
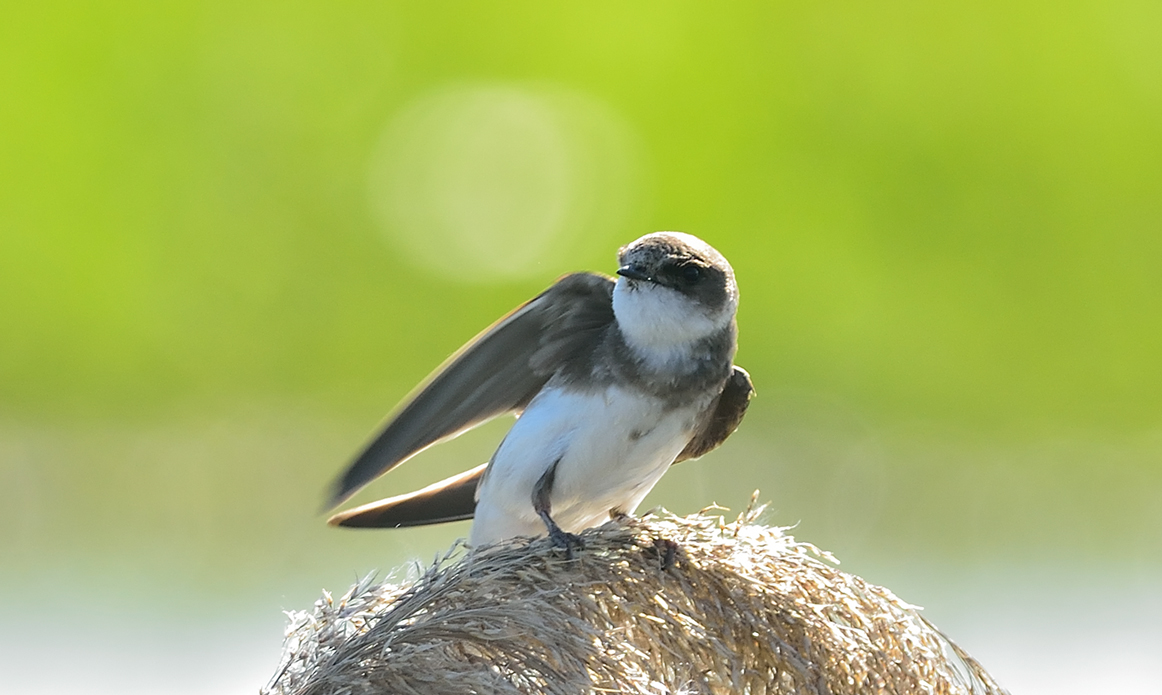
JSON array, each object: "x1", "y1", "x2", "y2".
[
  {"x1": 328, "y1": 464, "x2": 486, "y2": 528},
  {"x1": 674, "y1": 365, "x2": 754, "y2": 463},
  {"x1": 326, "y1": 272, "x2": 614, "y2": 509}
]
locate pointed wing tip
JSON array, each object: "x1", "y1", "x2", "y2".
[
  {"x1": 326, "y1": 508, "x2": 363, "y2": 528},
  {"x1": 321, "y1": 478, "x2": 358, "y2": 516},
  {"x1": 327, "y1": 501, "x2": 406, "y2": 528}
]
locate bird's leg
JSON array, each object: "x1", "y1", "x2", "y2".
[{"x1": 533, "y1": 462, "x2": 584, "y2": 559}]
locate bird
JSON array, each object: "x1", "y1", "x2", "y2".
[{"x1": 325, "y1": 231, "x2": 753, "y2": 552}]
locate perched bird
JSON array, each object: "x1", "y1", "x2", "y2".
[{"x1": 326, "y1": 232, "x2": 753, "y2": 552}]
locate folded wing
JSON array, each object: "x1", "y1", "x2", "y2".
[{"x1": 674, "y1": 365, "x2": 754, "y2": 463}]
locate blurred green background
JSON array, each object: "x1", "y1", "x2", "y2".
[{"x1": 2, "y1": 2, "x2": 1160, "y2": 693}]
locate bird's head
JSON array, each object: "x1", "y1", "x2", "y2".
[{"x1": 612, "y1": 232, "x2": 738, "y2": 357}]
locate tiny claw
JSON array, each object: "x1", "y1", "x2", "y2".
[
  {"x1": 652, "y1": 537, "x2": 680, "y2": 571},
  {"x1": 549, "y1": 526, "x2": 585, "y2": 559}
]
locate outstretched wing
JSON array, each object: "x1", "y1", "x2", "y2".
[
  {"x1": 326, "y1": 272, "x2": 615, "y2": 510},
  {"x1": 331, "y1": 364, "x2": 754, "y2": 528},
  {"x1": 328, "y1": 463, "x2": 486, "y2": 528},
  {"x1": 674, "y1": 365, "x2": 754, "y2": 463}
]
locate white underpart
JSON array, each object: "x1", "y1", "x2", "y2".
[
  {"x1": 611, "y1": 277, "x2": 736, "y2": 369},
  {"x1": 470, "y1": 384, "x2": 708, "y2": 546}
]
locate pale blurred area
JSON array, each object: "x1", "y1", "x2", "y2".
[
  {"x1": 2, "y1": 413, "x2": 1159, "y2": 693},
  {"x1": 2, "y1": 2, "x2": 1161, "y2": 693}
]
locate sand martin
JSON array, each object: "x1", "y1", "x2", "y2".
[{"x1": 326, "y1": 232, "x2": 753, "y2": 551}]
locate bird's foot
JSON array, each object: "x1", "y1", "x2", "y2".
[
  {"x1": 650, "y1": 537, "x2": 681, "y2": 571},
  {"x1": 548, "y1": 526, "x2": 586, "y2": 560},
  {"x1": 538, "y1": 509, "x2": 584, "y2": 560}
]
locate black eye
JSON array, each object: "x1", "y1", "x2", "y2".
[{"x1": 680, "y1": 264, "x2": 702, "y2": 285}]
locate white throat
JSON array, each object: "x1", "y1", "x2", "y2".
[{"x1": 611, "y1": 279, "x2": 734, "y2": 368}]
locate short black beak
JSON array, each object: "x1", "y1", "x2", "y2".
[{"x1": 616, "y1": 265, "x2": 651, "y2": 282}]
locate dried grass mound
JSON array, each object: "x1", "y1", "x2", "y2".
[{"x1": 265, "y1": 504, "x2": 1008, "y2": 695}]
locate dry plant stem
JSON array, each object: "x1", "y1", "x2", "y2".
[{"x1": 265, "y1": 506, "x2": 1010, "y2": 695}]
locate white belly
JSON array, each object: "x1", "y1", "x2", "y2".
[{"x1": 470, "y1": 385, "x2": 702, "y2": 546}]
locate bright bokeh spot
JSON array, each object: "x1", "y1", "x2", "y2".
[{"x1": 369, "y1": 84, "x2": 640, "y2": 281}]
